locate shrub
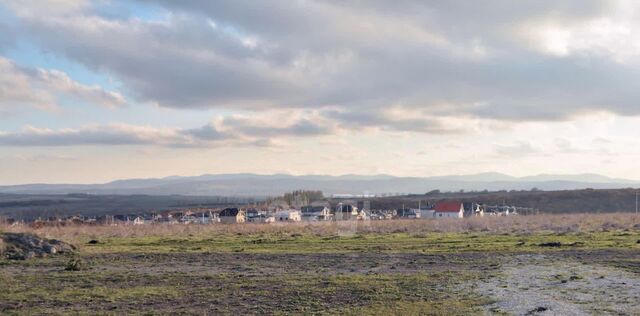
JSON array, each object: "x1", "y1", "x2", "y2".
[{"x1": 65, "y1": 257, "x2": 86, "y2": 271}]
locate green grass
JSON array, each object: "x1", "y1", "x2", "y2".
[
  {"x1": 81, "y1": 230, "x2": 640, "y2": 254},
  {"x1": 1, "y1": 229, "x2": 639, "y2": 315},
  {"x1": 0, "y1": 269, "x2": 488, "y2": 315}
]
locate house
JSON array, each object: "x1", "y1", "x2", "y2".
[
  {"x1": 245, "y1": 208, "x2": 274, "y2": 223},
  {"x1": 275, "y1": 210, "x2": 302, "y2": 222},
  {"x1": 463, "y1": 202, "x2": 484, "y2": 217},
  {"x1": 247, "y1": 214, "x2": 275, "y2": 223},
  {"x1": 300, "y1": 205, "x2": 332, "y2": 221},
  {"x1": 485, "y1": 205, "x2": 517, "y2": 216},
  {"x1": 417, "y1": 202, "x2": 436, "y2": 218},
  {"x1": 193, "y1": 211, "x2": 218, "y2": 224},
  {"x1": 433, "y1": 201, "x2": 464, "y2": 219},
  {"x1": 357, "y1": 200, "x2": 371, "y2": 212},
  {"x1": 334, "y1": 203, "x2": 359, "y2": 220},
  {"x1": 155, "y1": 211, "x2": 178, "y2": 224},
  {"x1": 133, "y1": 216, "x2": 145, "y2": 225},
  {"x1": 396, "y1": 208, "x2": 421, "y2": 219},
  {"x1": 369, "y1": 210, "x2": 393, "y2": 220},
  {"x1": 179, "y1": 215, "x2": 198, "y2": 224},
  {"x1": 419, "y1": 208, "x2": 435, "y2": 219},
  {"x1": 219, "y1": 208, "x2": 246, "y2": 224},
  {"x1": 246, "y1": 208, "x2": 263, "y2": 218}
]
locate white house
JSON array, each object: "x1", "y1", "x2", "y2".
[
  {"x1": 419, "y1": 209, "x2": 435, "y2": 218},
  {"x1": 247, "y1": 214, "x2": 275, "y2": 223},
  {"x1": 433, "y1": 201, "x2": 464, "y2": 219},
  {"x1": 275, "y1": 210, "x2": 302, "y2": 222},
  {"x1": 396, "y1": 208, "x2": 421, "y2": 219},
  {"x1": 300, "y1": 205, "x2": 332, "y2": 221},
  {"x1": 463, "y1": 202, "x2": 484, "y2": 217},
  {"x1": 219, "y1": 208, "x2": 246, "y2": 224},
  {"x1": 133, "y1": 216, "x2": 145, "y2": 225},
  {"x1": 334, "y1": 203, "x2": 359, "y2": 220}
]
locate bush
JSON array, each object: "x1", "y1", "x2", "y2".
[{"x1": 65, "y1": 257, "x2": 86, "y2": 271}]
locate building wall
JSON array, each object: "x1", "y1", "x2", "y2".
[
  {"x1": 420, "y1": 210, "x2": 435, "y2": 218},
  {"x1": 220, "y1": 214, "x2": 245, "y2": 224},
  {"x1": 434, "y1": 211, "x2": 463, "y2": 219},
  {"x1": 275, "y1": 211, "x2": 301, "y2": 222},
  {"x1": 247, "y1": 216, "x2": 274, "y2": 223}
]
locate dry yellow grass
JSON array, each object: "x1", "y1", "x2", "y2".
[{"x1": 1, "y1": 213, "x2": 639, "y2": 243}]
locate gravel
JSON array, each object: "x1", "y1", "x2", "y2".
[{"x1": 473, "y1": 254, "x2": 640, "y2": 315}]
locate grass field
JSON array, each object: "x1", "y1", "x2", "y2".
[{"x1": 1, "y1": 214, "x2": 640, "y2": 315}]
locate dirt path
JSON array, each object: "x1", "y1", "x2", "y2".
[{"x1": 474, "y1": 254, "x2": 640, "y2": 315}]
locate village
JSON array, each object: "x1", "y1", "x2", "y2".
[{"x1": 3, "y1": 195, "x2": 531, "y2": 226}]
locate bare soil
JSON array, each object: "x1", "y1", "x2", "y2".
[
  {"x1": 473, "y1": 252, "x2": 640, "y2": 315},
  {"x1": 1, "y1": 248, "x2": 640, "y2": 314}
]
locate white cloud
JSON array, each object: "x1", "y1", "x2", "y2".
[
  {"x1": 5, "y1": 0, "x2": 640, "y2": 123},
  {"x1": 6, "y1": 0, "x2": 640, "y2": 183},
  {"x1": 0, "y1": 57, "x2": 126, "y2": 113},
  {"x1": 0, "y1": 0, "x2": 89, "y2": 16},
  {"x1": 0, "y1": 112, "x2": 339, "y2": 147},
  {"x1": 0, "y1": 124, "x2": 199, "y2": 147},
  {"x1": 521, "y1": 9, "x2": 640, "y2": 62},
  {"x1": 493, "y1": 141, "x2": 538, "y2": 157}
]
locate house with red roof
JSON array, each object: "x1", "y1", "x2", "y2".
[{"x1": 433, "y1": 201, "x2": 464, "y2": 219}]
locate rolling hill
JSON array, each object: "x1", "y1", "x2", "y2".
[{"x1": 0, "y1": 173, "x2": 638, "y2": 196}]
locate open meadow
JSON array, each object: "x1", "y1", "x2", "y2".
[{"x1": 2, "y1": 214, "x2": 640, "y2": 315}]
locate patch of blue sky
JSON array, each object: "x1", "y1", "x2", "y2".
[
  {"x1": 0, "y1": 1, "x2": 240, "y2": 133},
  {"x1": 2, "y1": 1, "x2": 170, "y2": 93},
  {"x1": 93, "y1": 0, "x2": 170, "y2": 23},
  {"x1": 5, "y1": 39, "x2": 121, "y2": 93},
  {"x1": 0, "y1": 4, "x2": 16, "y2": 24},
  {"x1": 3, "y1": 41, "x2": 238, "y2": 131}
]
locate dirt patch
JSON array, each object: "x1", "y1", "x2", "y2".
[
  {"x1": 1, "y1": 233, "x2": 75, "y2": 260},
  {"x1": 538, "y1": 241, "x2": 562, "y2": 247},
  {"x1": 79, "y1": 251, "x2": 500, "y2": 276},
  {"x1": 473, "y1": 254, "x2": 640, "y2": 315}
]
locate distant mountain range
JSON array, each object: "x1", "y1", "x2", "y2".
[{"x1": 1, "y1": 172, "x2": 638, "y2": 196}]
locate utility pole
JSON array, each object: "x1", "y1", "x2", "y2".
[{"x1": 636, "y1": 190, "x2": 638, "y2": 215}]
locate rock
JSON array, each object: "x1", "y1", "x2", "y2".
[
  {"x1": 1, "y1": 233, "x2": 75, "y2": 260},
  {"x1": 43, "y1": 243, "x2": 57, "y2": 254},
  {"x1": 48, "y1": 239, "x2": 76, "y2": 253}
]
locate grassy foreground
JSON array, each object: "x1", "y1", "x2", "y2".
[
  {"x1": 1, "y1": 214, "x2": 639, "y2": 315},
  {"x1": 78, "y1": 229, "x2": 640, "y2": 254}
]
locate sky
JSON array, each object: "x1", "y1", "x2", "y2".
[{"x1": 1, "y1": 0, "x2": 640, "y2": 184}]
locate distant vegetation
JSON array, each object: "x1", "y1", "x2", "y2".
[
  {"x1": 365, "y1": 188, "x2": 640, "y2": 214},
  {"x1": 0, "y1": 194, "x2": 257, "y2": 220},
  {"x1": 4, "y1": 213, "x2": 639, "y2": 241},
  {"x1": 0, "y1": 188, "x2": 638, "y2": 220},
  {"x1": 280, "y1": 190, "x2": 324, "y2": 205}
]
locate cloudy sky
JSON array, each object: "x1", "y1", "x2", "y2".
[{"x1": 1, "y1": 0, "x2": 640, "y2": 184}]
